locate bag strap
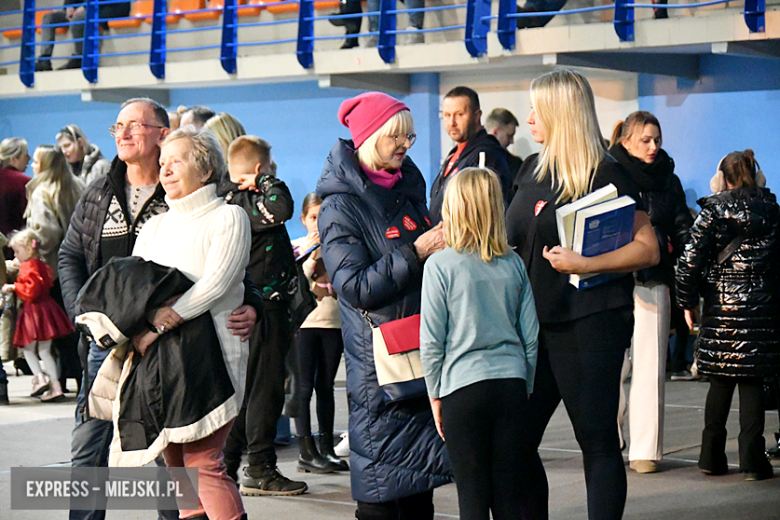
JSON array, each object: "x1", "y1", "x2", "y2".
[{"x1": 716, "y1": 236, "x2": 744, "y2": 265}]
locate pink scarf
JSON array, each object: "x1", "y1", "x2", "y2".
[{"x1": 361, "y1": 164, "x2": 403, "y2": 190}]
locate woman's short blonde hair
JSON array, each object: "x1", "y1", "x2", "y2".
[
  {"x1": 442, "y1": 167, "x2": 509, "y2": 263},
  {"x1": 531, "y1": 69, "x2": 605, "y2": 203},
  {"x1": 356, "y1": 110, "x2": 414, "y2": 171},
  {"x1": 204, "y1": 112, "x2": 246, "y2": 159},
  {"x1": 0, "y1": 137, "x2": 28, "y2": 168},
  {"x1": 162, "y1": 126, "x2": 226, "y2": 185}
]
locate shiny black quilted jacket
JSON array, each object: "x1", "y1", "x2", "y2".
[{"x1": 676, "y1": 186, "x2": 780, "y2": 377}]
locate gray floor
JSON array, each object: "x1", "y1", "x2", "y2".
[{"x1": 1, "y1": 359, "x2": 779, "y2": 520}]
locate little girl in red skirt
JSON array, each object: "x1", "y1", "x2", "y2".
[{"x1": 2, "y1": 229, "x2": 73, "y2": 401}]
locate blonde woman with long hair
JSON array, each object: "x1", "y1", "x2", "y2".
[
  {"x1": 421, "y1": 168, "x2": 540, "y2": 520},
  {"x1": 204, "y1": 112, "x2": 246, "y2": 160},
  {"x1": 505, "y1": 69, "x2": 659, "y2": 520},
  {"x1": 25, "y1": 145, "x2": 85, "y2": 278}
]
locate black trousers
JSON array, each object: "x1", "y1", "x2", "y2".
[
  {"x1": 293, "y1": 328, "x2": 344, "y2": 437},
  {"x1": 526, "y1": 308, "x2": 632, "y2": 520},
  {"x1": 224, "y1": 301, "x2": 291, "y2": 468},
  {"x1": 441, "y1": 378, "x2": 545, "y2": 520},
  {"x1": 700, "y1": 375, "x2": 772, "y2": 474},
  {"x1": 356, "y1": 490, "x2": 434, "y2": 520}
]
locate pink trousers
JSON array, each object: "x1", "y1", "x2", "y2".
[{"x1": 163, "y1": 419, "x2": 244, "y2": 520}]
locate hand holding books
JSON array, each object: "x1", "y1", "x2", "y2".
[
  {"x1": 553, "y1": 184, "x2": 636, "y2": 290},
  {"x1": 541, "y1": 245, "x2": 591, "y2": 274}
]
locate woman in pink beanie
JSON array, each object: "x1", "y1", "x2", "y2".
[{"x1": 314, "y1": 92, "x2": 452, "y2": 519}]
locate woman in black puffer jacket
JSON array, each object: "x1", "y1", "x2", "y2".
[
  {"x1": 609, "y1": 111, "x2": 693, "y2": 474},
  {"x1": 677, "y1": 149, "x2": 780, "y2": 481}
]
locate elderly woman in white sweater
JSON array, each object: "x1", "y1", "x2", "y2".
[{"x1": 131, "y1": 127, "x2": 251, "y2": 520}]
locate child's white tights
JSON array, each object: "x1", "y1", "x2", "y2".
[{"x1": 22, "y1": 340, "x2": 58, "y2": 383}]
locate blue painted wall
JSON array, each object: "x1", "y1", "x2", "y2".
[
  {"x1": 638, "y1": 55, "x2": 780, "y2": 208},
  {"x1": 0, "y1": 73, "x2": 440, "y2": 238}
]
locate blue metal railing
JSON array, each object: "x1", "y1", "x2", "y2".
[
  {"x1": 0, "y1": 0, "x2": 767, "y2": 88},
  {"x1": 296, "y1": 0, "x2": 467, "y2": 67}
]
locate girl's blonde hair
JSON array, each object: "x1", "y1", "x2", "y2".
[
  {"x1": 24, "y1": 146, "x2": 85, "y2": 228},
  {"x1": 357, "y1": 110, "x2": 414, "y2": 171},
  {"x1": 531, "y1": 69, "x2": 605, "y2": 203},
  {"x1": 442, "y1": 167, "x2": 509, "y2": 262},
  {"x1": 0, "y1": 137, "x2": 28, "y2": 168},
  {"x1": 204, "y1": 112, "x2": 246, "y2": 159},
  {"x1": 9, "y1": 228, "x2": 43, "y2": 258}
]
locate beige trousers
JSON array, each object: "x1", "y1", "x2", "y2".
[{"x1": 618, "y1": 281, "x2": 670, "y2": 462}]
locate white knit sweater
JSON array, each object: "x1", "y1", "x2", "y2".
[{"x1": 133, "y1": 184, "x2": 251, "y2": 405}]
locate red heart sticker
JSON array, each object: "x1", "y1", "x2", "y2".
[
  {"x1": 386, "y1": 227, "x2": 401, "y2": 239},
  {"x1": 534, "y1": 200, "x2": 547, "y2": 216},
  {"x1": 403, "y1": 216, "x2": 417, "y2": 231},
  {"x1": 424, "y1": 216, "x2": 432, "y2": 226}
]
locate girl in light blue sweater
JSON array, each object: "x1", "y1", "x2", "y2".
[{"x1": 420, "y1": 167, "x2": 541, "y2": 520}]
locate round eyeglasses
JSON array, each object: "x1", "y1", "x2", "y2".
[{"x1": 389, "y1": 134, "x2": 417, "y2": 147}]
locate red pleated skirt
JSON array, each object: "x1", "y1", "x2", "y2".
[{"x1": 13, "y1": 295, "x2": 74, "y2": 347}]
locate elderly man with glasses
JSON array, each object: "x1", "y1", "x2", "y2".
[{"x1": 59, "y1": 97, "x2": 261, "y2": 520}]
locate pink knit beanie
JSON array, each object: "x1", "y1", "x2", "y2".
[{"x1": 338, "y1": 92, "x2": 409, "y2": 149}]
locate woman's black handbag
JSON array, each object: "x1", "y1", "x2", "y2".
[{"x1": 286, "y1": 262, "x2": 317, "y2": 332}]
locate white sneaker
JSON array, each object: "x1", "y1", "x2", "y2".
[{"x1": 334, "y1": 432, "x2": 350, "y2": 457}]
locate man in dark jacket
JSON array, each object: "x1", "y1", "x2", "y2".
[
  {"x1": 485, "y1": 108, "x2": 524, "y2": 184},
  {"x1": 36, "y1": 1, "x2": 131, "y2": 71},
  {"x1": 429, "y1": 86, "x2": 511, "y2": 224},
  {"x1": 59, "y1": 98, "x2": 258, "y2": 520}
]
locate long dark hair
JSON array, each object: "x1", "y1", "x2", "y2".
[{"x1": 720, "y1": 149, "x2": 759, "y2": 189}]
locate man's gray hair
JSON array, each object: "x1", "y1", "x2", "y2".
[
  {"x1": 120, "y1": 97, "x2": 170, "y2": 128},
  {"x1": 162, "y1": 126, "x2": 226, "y2": 185}
]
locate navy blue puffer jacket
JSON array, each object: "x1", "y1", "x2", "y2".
[{"x1": 316, "y1": 140, "x2": 452, "y2": 503}]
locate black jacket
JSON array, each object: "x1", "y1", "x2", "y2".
[
  {"x1": 506, "y1": 154, "x2": 643, "y2": 324},
  {"x1": 316, "y1": 139, "x2": 452, "y2": 503},
  {"x1": 58, "y1": 158, "x2": 167, "y2": 322},
  {"x1": 506, "y1": 150, "x2": 524, "y2": 186},
  {"x1": 609, "y1": 144, "x2": 693, "y2": 286},
  {"x1": 76, "y1": 257, "x2": 236, "y2": 465},
  {"x1": 676, "y1": 186, "x2": 780, "y2": 378},
  {"x1": 217, "y1": 174, "x2": 297, "y2": 302},
  {"x1": 429, "y1": 128, "x2": 511, "y2": 224}
]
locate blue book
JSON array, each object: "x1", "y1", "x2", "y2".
[{"x1": 569, "y1": 195, "x2": 636, "y2": 290}]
